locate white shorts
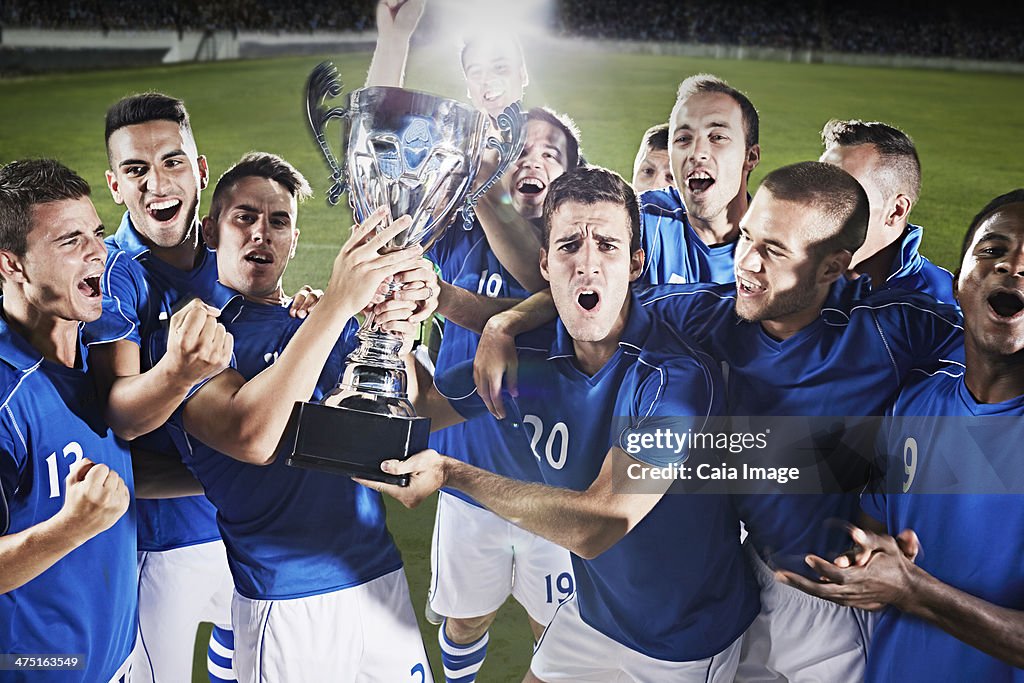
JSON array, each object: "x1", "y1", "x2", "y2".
[
  {"x1": 429, "y1": 491, "x2": 575, "y2": 624},
  {"x1": 133, "y1": 540, "x2": 234, "y2": 683},
  {"x1": 530, "y1": 593, "x2": 743, "y2": 682},
  {"x1": 735, "y1": 543, "x2": 875, "y2": 683},
  {"x1": 108, "y1": 650, "x2": 134, "y2": 683},
  {"x1": 232, "y1": 568, "x2": 432, "y2": 683}
]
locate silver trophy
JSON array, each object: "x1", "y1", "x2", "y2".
[{"x1": 282, "y1": 62, "x2": 524, "y2": 484}]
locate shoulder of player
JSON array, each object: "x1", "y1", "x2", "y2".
[
  {"x1": 640, "y1": 281, "x2": 733, "y2": 308},
  {"x1": 639, "y1": 187, "x2": 684, "y2": 217},
  {"x1": 0, "y1": 354, "x2": 43, "y2": 417},
  {"x1": 893, "y1": 360, "x2": 965, "y2": 415},
  {"x1": 842, "y1": 285, "x2": 962, "y2": 329},
  {"x1": 632, "y1": 319, "x2": 718, "y2": 381}
]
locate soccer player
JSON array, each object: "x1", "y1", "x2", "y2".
[
  {"x1": 631, "y1": 123, "x2": 673, "y2": 194},
  {"x1": 777, "y1": 189, "x2": 1024, "y2": 681},
  {"x1": 476, "y1": 162, "x2": 964, "y2": 681},
  {"x1": 819, "y1": 118, "x2": 955, "y2": 302},
  {"x1": 154, "y1": 152, "x2": 433, "y2": 681},
  {"x1": 376, "y1": 165, "x2": 759, "y2": 681},
  {"x1": 85, "y1": 92, "x2": 305, "y2": 683},
  {"x1": 0, "y1": 159, "x2": 135, "y2": 682},
  {"x1": 639, "y1": 73, "x2": 760, "y2": 285},
  {"x1": 424, "y1": 107, "x2": 583, "y2": 683}
]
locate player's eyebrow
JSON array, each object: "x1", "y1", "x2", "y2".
[
  {"x1": 707, "y1": 120, "x2": 734, "y2": 129},
  {"x1": 977, "y1": 232, "x2": 1011, "y2": 245},
  {"x1": 160, "y1": 149, "x2": 187, "y2": 161},
  {"x1": 53, "y1": 227, "x2": 85, "y2": 242},
  {"x1": 763, "y1": 237, "x2": 790, "y2": 252},
  {"x1": 592, "y1": 231, "x2": 622, "y2": 243},
  {"x1": 554, "y1": 230, "x2": 585, "y2": 245}
]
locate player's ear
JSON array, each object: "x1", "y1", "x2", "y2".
[
  {"x1": 820, "y1": 249, "x2": 852, "y2": 284},
  {"x1": 0, "y1": 249, "x2": 26, "y2": 284},
  {"x1": 744, "y1": 144, "x2": 761, "y2": 175},
  {"x1": 539, "y1": 247, "x2": 550, "y2": 282},
  {"x1": 201, "y1": 216, "x2": 218, "y2": 249},
  {"x1": 106, "y1": 169, "x2": 124, "y2": 206},
  {"x1": 629, "y1": 248, "x2": 645, "y2": 282},
  {"x1": 197, "y1": 155, "x2": 209, "y2": 191},
  {"x1": 887, "y1": 193, "x2": 912, "y2": 227},
  {"x1": 289, "y1": 228, "x2": 300, "y2": 260}
]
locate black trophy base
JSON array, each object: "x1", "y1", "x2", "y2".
[{"x1": 281, "y1": 401, "x2": 430, "y2": 487}]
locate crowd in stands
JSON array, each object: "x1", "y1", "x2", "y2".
[{"x1": 2, "y1": 0, "x2": 1021, "y2": 63}]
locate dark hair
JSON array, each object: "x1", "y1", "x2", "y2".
[
  {"x1": 760, "y1": 161, "x2": 869, "y2": 256},
  {"x1": 959, "y1": 189, "x2": 1024, "y2": 263},
  {"x1": 0, "y1": 159, "x2": 91, "y2": 257},
  {"x1": 105, "y1": 92, "x2": 193, "y2": 160},
  {"x1": 526, "y1": 106, "x2": 583, "y2": 171},
  {"x1": 675, "y1": 74, "x2": 759, "y2": 149},
  {"x1": 641, "y1": 123, "x2": 670, "y2": 152},
  {"x1": 542, "y1": 166, "x2": 641, "y2": 254},
  {"x1": 209, "y1": 152, "x2": 312, "y2": 223},
  {"x1": 821, "y1": 119, "x2": 922, "y2": 202}
]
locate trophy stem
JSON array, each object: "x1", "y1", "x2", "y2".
[{"x1": 323, "y1": 281, "x2": 416, "y2": 417}]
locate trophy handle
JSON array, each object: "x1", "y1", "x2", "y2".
[
  {"x1": 306, "y1": 62, "x2": 349, "y2": 206},
  {"x1": 461, "y1": 101, "x2": 526, "y2": 230}
]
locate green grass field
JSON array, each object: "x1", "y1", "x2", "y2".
[{"x1": 1, "y1": 42, "x2": 1022, "y2": 681}]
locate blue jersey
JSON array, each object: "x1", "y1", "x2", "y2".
[
  {"x1": 159, "y1": 296, "x2": 403, "y2": 600},
  {"x1": 876, "y1": 224, "x2": 956, "y2": 305},
  {"x1": 638, "y1": 186, "x2": 736, "y2": 286},
  {"x1": 641, "y1": 277, "x2": 964, "y2": 573},
  {"x1": 83, "y1": 212, "x2": 234, "y2": 552},
  {"x1": 0, "y1": 318, "x2": 136, "y2": 682},
  {"x1": 437, "y1": 297, "x2": 759, "y2": 661},
  {"x1": 428, "y1": 219, "x2": 545, "y2": 505},
  {"x1": 861, "y1": 365, "x2": 1024, "y2": 682}
]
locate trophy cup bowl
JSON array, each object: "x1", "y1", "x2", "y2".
[{"x1": 281, "y1": 62, "x2": 524, "y2": 485}]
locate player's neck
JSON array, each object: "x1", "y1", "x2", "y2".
[
  {"x1": 1, "y1": 295, "x2": 81, "y2": 368},
  {"x1": 964, "y1": 339, "x2": 1024, "y2": 404},
  {"x1": 849, "y1": 225, "x2": 905, "y2": 286},
  {"x1": 572, "y1": 301, "x2": 630, "y2": 376},
  {"x1": 689, "y1": 196, "x2": 745, "y2": 247},
  {"x1": 149, "y1": 223, "x2": 203, "y2": 271},
  {"x1": 241, "y1": 284, "x2": 287, "y2": 307},
  {"x1": 759, "y1": 288, "x2": 830, "y2": 341}
]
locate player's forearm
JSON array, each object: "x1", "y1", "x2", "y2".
[
  {"x1": 444, "y1": 458, "x2": 627, "y2": 559},
  {"x1": 437, "y1": 281, "x2": 521, "y2": 334},
  {"x1": 105, "y1": 362, "x2": 200, "y2": 441},
  {"x1": 899, "y1": 566, "x2": 1024, "y2": 668},
  {"x1": 365, "y1": 31, "x2": 412, "y2": 87},
  {"x1": 475, "y1": 196, "x2": 547, "y2": 292},
  {"x1": 0, "y1": 515, "x2": 82, "y2": 594},
  {"x1": 483, "y1": 289, "x2": 556, "y2": 338},
  {"x1": 215, "y1": 305, "x2": 355, "y2": 463}
]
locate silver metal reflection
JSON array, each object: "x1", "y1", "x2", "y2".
[{"x1": 306, "y1": 61, "x2": 524, "y2": 418}]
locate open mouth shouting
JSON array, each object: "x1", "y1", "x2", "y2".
[
  {"x1": 78, "y1": 272, "x2": 102, "y2": 299},
  {"x1": 987, "y1": 288, "x2": 1024, "y2": 321},
  {"x1": 577, "y1": 288, "x2": 601, "y2": 313},
  {"x1": 686, "y1": 168, "x2": 716, "y2": 195},
  {"x1": 146, "y1": 198, "x2": 183, "y2": 223},
  {"x1": 244, "y1": 250, "x2": 275, "y2": 267},
  {"x1": 515, "y1": 176, "x2": 546, "y2": 197}
]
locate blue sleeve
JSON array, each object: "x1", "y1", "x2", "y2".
[
  {"x1": 427, "y1": 222, "x2": 471, "y2": 283},
  {"x1": 887, "y1": 295, "x2": 965, "y2": 372},
  {"x1": 860, "y1": 412, "x2": 893, "y2": 525},
  {"x1": 433, "y1": 358, "x2": 491, "y2": 421},
  {"x1": 618, "y1": 353, "x2": 722, "y2": 468},
  {"x1": 0, "y1": 411, "x2": 25, "y2": 536},
  {"x1": 83, "y1": 249, "x2": 146, "y2": 346}
]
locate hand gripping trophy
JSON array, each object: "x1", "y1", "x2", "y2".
[{"x1": 282, "y1": 62, "x2": 524, "y2": 485}]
